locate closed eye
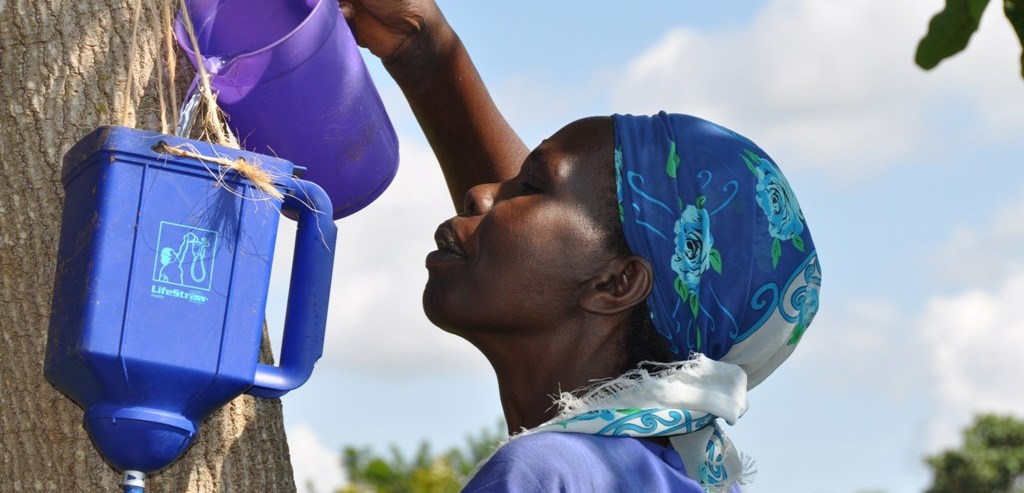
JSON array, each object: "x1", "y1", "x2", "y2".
[{"x1": 519, "y1": 180, "x2": 542, "y2": 195}]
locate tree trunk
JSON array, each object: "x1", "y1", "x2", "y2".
[{"x1": 0, "y1": 1, "x2": 297, "y2": 491}]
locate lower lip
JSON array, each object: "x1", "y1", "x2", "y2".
[{"x1": 425, "y1": 249, "x2": 466, "y2": 267}]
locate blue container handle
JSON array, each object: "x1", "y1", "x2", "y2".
[{"x1": 248, "y1": 179, "x2": 337, "y2": 398}]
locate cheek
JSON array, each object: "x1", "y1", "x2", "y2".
[
  {"x1": 476, "y1": 215, "x2": 550, "y2": 283},
  {"x1": 552, "y1": 207, "x2": 610, "y2": 266},
  {"x1": 467, "y1": 209, "x2": 562, "y2": 296},
  {"x1": 504, "y1": 207, "x2": 607, "y2": 286}
]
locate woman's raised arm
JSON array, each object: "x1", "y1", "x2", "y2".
[{"x1": 340, "y1": 0, "x2": 529, "y2": 209}]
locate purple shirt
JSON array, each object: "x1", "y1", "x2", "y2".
[{"x1": 463, "y1": 432, "x2": 709, "y2": 492}]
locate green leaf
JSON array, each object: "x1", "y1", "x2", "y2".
[
  {"x1": 709, "y1": 249, "x2": 723, "y2": 274},
  {"x1": 972, "y1": 0, "x2": 992, "y2": 17},
  {"x1": 689, "y1": 293, "x2": 699, "y2": 318},
  {"x1": 694, "y1": 322, "x2": 702, "y2": 352},
  {"x1": 696, "y1": 195, "x2": 706, "y2": 209},
  {"x1": 788, "y1": 323, "x2": 807, "y2": 345},
  {"x1": 674, "y1": 277, "x2": 689, "y2": 302},
  {"x1": 666, "y1": 141, "x2": 681, "y2": 178},
  {"x1": 740, "y1": 152, "x2": 757, "y2": 175},
  {"x1": 1007, "y1": 0, "x2": 1024, "y2": 78},
  {"x1": 915, "y1": 0, "x2": 992, "y2": 70},
  {"x1": 792, "y1": 235, "x2": 806, "y2": 252},
  {"x1": 771, "y1": 238, "x2": 782, "y2": 268}
]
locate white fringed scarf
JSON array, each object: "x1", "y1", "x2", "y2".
[{"x1": 519, "y1": 355, "x2": 753, "y2": 492}]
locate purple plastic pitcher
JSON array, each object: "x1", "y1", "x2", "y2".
[{"x1": 176, "y1": 0, "x2": 399, "y2": 219}]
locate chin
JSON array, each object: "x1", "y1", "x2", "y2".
[
  {"x1": 421, "y1": 278, "x2": 459, "y2": 335},
  {"x1": 424, "y1": 278, "x2": 491, "y2": 343}
]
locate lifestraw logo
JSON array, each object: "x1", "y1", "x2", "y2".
[
  {"x1": 150, "y1": 285, "x2": 209, "y2": 305},
  {"x1": 151, "y1": 221, "x2": 219, "y2": 291},
  {"x1": 150, "y1": 222, "x2": 218, "y2": 305}
]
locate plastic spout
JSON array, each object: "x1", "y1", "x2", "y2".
[
  {"x1": 122, "y1": 470, "x2": 145, "y2": 493},
  {"x1": 84, "y1": 406, "x2": 196, "y2": 474}
]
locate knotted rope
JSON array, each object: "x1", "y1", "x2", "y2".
[{"x1": 118, "y1": 0, "x2": 282, "y2": 198}]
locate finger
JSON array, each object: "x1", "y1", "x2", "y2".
[
  {"x1": 339, "y1": 1, "x2": 354, "y2": 19},
  {"x1": 340, "y1": 1, "x2": 367, "y2": 48}
]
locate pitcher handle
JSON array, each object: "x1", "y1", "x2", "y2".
[{"x1": 248, "y1": 179, "x2": 337, "y2": 398}]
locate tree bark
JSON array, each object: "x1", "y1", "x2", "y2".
[{"x1": 0, "y1": 1, "x2": 297, "y2": 491}]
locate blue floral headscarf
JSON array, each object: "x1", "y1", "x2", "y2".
[
  {"x1": 526, "y1": 112, "x2": 821, "y2": 492},
  {"x1": 613, "y1": 112, "x2": 820, "y2": 383}
]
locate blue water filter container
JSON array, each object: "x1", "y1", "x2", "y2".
[{"x1": 45, "y1": 126, "x2": 337, "y2": 474}]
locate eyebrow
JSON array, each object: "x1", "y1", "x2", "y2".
[
  {"x1": 525, "y1": 146, "x2": 558, "y2": 171},
  {"x1": 531, "y1": 146, "x2": 554, "y2": 160}
]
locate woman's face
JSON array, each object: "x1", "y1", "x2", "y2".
[{"x1": 423, "y1": 117, "x2": 617, "y2": 338}]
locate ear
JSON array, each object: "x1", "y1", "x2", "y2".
[{"x1": 579, "y1": 255, "x2": 653, "y2": 315}]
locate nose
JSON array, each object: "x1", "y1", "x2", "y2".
[{"x1": 462, "y1": 182, "x2": 499, "y2": 215}]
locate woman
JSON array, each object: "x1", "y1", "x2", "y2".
[{"x1": 340, "y1": 2, "x2": 821, "y2": 492}]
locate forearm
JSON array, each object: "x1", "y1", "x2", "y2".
[{"x1": 383, "y1": 14, "x2": 528, "y2": 209}]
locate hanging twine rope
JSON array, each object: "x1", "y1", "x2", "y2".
[
  {"x1": 119, "y1": 0, "x2": 283, "y2": 200},
  {"x1": 119, "y1": 0, "x2": 145, "y2": 127},
  {"x1": 154, "y1": 141, "x2": 285, "y2": 200},
  {"x1": 175, "y1": 0, "x2": 240, "y2": 149},
  {"x1": 161, "y1": 0, "x2": 179, "y2": 133}
]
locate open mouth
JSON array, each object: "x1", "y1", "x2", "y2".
[{"x1": 433, "y1": 222, "x2": 467, "y2": 258}]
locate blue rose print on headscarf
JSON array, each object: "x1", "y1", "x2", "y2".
[
  {"x1": 753, "y1": 160, "x2": 803, "y2": 239},
  {"x1": 672, "y1": 205, "x2": 714, "y2": 292},
  {"x1": 742, "y1": 150, "x2": 807, "y2": 267},
  {"x1": 671, "y1": 204, "x2": 722, "y2": 320},
  {"x1": 614, "y1": 148, "x2": 625, "y2": 221}
]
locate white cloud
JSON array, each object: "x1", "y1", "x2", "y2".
[
  {"x1": 288, "y1": 424, "x2": 345, "y2": 493},
  {"x1": 788, "y1": 275, "x2": 1024, "y2": 480},
  {"x1": 930, "y1": 193, "x2": 1024, "y2": 288},
  {"x1": 796, "y1": 297, "x2": 928, "y2": 397},
  {"x1": 913, "y1": 188, "x2": 1024, "y2": 455},
  {"x1": 609, "y1": 0, "x2": 1024, "y2": 181},
  {"x1": 493, "y1": 73, "x2": 609, "y2": 146},
  {"x1": 267, "y1": 135, "x2": 493, "y2": 377},
  {"x1": 918, "y1": 272, "x2": 1024, "y2": 452}
]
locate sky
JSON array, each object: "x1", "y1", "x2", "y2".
[{"x1": 263, "y1": 1, "x2": 1024, "y2": 492}]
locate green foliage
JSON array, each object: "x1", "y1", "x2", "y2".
[
  {"x1": 1008, "y1": 0, "x2": 1024, "y2": 76},
  {"x1": 916, "y1": 0, "x2": 1024, "y2": 77},
  {"x1": 924, "y1": 413, "x2": 1024, "y2": 493},
  {"x1": 916, "y1": 0, "x2": 991, "y2": 69},
  {"x1": 336, "y1": 420, "x2": 507, "y2": 493}
]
